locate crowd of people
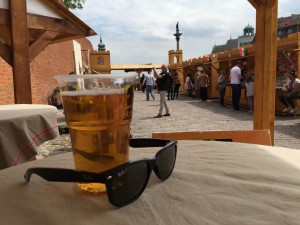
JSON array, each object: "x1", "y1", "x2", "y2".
[
  {"x1": 182, "y1": 61, "x2": 256, "y2": 112},
  {"x1": 140, "y1": 63, "x2": 300, "y2": 117}
]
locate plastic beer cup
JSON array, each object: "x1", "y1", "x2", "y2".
[{"x1": 55, "y1": 73, "x2": 136, "y2": 194}]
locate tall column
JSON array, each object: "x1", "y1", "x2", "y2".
[{"x1": 173, "y1": 22, "x2": 182, "y2": 50}]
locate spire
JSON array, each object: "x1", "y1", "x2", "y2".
[{"x1": 98, "y1": 31, "x2": 106, "y2": 51}]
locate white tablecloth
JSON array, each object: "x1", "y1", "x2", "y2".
[
  {"x1": 0, "y1": 104, "x2": 59, "y2": 169},
  {"x1": 1, "y1": 140, "x2": 300, "y2": 224}
]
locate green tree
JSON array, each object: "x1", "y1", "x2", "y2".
[{"x1": 63, "y1": 0, "x2": 86, "y2": 9}]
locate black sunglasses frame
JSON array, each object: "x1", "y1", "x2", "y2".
[{"x1": 24, "y1": 138, "x2": 177, "y2": 207}]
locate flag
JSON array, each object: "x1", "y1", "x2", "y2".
[
  {"x1": 239, "y1": 47, "x2": 247, "y2": 57},
  {"x1": 204, "y1": 54, "x2": 210, "y2": 61}
]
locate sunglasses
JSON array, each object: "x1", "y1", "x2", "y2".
[{"x1": 24, "y1": 138, "x2": 177, "y2": 207}]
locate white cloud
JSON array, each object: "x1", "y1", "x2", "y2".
[{"x1": 71, "y1": 0, "x2": 300, "y2": 64}]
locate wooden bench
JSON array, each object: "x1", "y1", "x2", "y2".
[{"x1": 152, "y1": 129, "x2": 272, "y2": 146}]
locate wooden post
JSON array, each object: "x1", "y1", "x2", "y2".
[
  {"x1": 252, "y1": 0, "x2": 278, "y2": 144},
  {"x1": 10, "y1": 0, "x2": 32, "y2": 103}
]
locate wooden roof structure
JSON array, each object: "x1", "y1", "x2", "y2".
[
  {"x1": 0, "y1": 0, "x2": 96, "y2": 104},
  {"x1": 247, "y1": 0, "x2": 278, "y2": 144}
]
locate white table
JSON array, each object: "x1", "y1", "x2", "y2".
[
  {"x1": 0, "y1": 104, "x2": 59, "y2": 169},
  {"x1": 1, "y1": 140, "x2": 300, "y2": 225}
]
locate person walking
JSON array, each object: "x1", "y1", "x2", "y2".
[
  {"x1": 216, "y1": 70, "x2": 227, "y2": 107},
  {"x1": 140, "y1": 73, "x2": 146, "y2": 92},
  {"x1": 167, "y1": 72, "x2": 174, "y2": 100},
  {"x1": 142, "y1": 70, "x2": 155, "y2": 101},
  {"x1": 197, "y1": 67, "x2": 209, "y2": 101},
  {"x1": 172, "y1": 70, "x2": 181, "y2": 99},
  {"x1": 153, "y1": 64, "x2": 171, "y2": 118},
  {"x1": 229, "y1": 61, "x2": 242, "y2": 110}
]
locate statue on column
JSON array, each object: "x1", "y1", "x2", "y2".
[{"x1": 173, "y1": 21, "x2": 182, "y2": 50}]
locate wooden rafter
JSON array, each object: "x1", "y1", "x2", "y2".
[
  {"x1": 247, "y1": 0, "x2": 260, "y2": 9},
  {"x1": 29, "y1": 30, "x2": 59, "y2": 62},
  {"x1": 27, "y1": 14, "x2": 88, "y2": 36},
  {"x1": 0, "y1": 42, "x2": 12, "y2": 65},
  {"x1": 248, "y1": 0, "x2": 277, "y2": 8},
  {"x1": 265, "y1": 0, "x2": 277, "y2": 7}
]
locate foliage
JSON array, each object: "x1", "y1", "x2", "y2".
[
  {"x1": 63, "y1": 0, "x2": 86, "y2": 9},
  {"x1": 58, "y1": 125, "x2": 69, "y2": 135},
  {"x1": 53, "y1": 87, "x2": 60, "y2": 94}
]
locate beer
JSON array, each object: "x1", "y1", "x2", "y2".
[{"x1": 61, "y1": 86, "x2": 134, "y2": 194}]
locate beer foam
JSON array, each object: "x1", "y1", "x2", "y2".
[{"x1": 61, "y1": 88, "x2": 125, "y2": 96}]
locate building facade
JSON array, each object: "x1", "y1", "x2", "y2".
[{"x1": 211, "y1": 23, "x2": 255, "y2": 54}]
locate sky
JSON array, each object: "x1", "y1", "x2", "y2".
[{"x1": 71, "y1": 0, "x2": 300, "y2": 65}]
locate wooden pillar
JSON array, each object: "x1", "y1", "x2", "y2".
[
  {"x1": 10, "y1": 0, "x2": 32, "y2": 103},
  {"x1": 253, "y1": 0, "x2": 278, "y2": 144}
]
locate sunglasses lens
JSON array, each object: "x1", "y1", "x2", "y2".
[
  {"x1": 110, "y1": 161, "x2": 149, "y2": 207},
  {"x1": 156, "y1": 144, "x2": 176, "y2": 180}
]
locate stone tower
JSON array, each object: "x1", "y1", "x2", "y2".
[{"x1": 90, "y1": 32, "x2": 111, "y2": 74}]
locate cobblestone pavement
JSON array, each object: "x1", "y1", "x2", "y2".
[{"x1": 37, "y1": 90, "x2": 300, "y2": 159}]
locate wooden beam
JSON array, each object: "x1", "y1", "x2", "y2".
[
  {"x1": 29, "y1": 30, "x2": 59, "y2": 62},
  {"x1": 253, "y1": 0, "x2": 278, "y2": 144},
  {"x1": 27, "y1": 14, "x2": 87, "y2": 35},
  {"x1": 10, "y1": 0, "x2": 32, "y2": 103},
  {"x1": 247, "y1": 0, "x2": 260, "y2": 9},
  {"x1": 0, "y1": 42, "x2": 12, "y2": 66},
  {"x1": 266, "y1": 0, "x2": 277, "y2": 7},
  {"x1": 42, "y1": 0, "x2": 96, "y2": 36},
  {"x1": 0, "y1": 9, "x2": 9, "y2": 25}
]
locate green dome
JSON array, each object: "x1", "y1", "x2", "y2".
[
  {"x1": 244, "y1": 24, "x2": 254, "y2": 30},
  {"x1": 98, "y1": 33, "x2": 106, "y2": 51},
  {"x1": 243, "y1": 23, "x2": 254, "y2": 36}
]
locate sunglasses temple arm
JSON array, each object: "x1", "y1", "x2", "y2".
[
  {"x1": 129, "y1": 138, "x2": 171, "y2": 148},
  {"x1": 24, "y1": 167, "x2": 106, "y2": 183}
]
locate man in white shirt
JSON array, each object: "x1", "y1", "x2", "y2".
[
  {"x1": 229, "y1": 61, "x2": 242, "y2": 110},
  {"x1": 142, "y1": 70, "x2": 155, "y2": 101}
]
